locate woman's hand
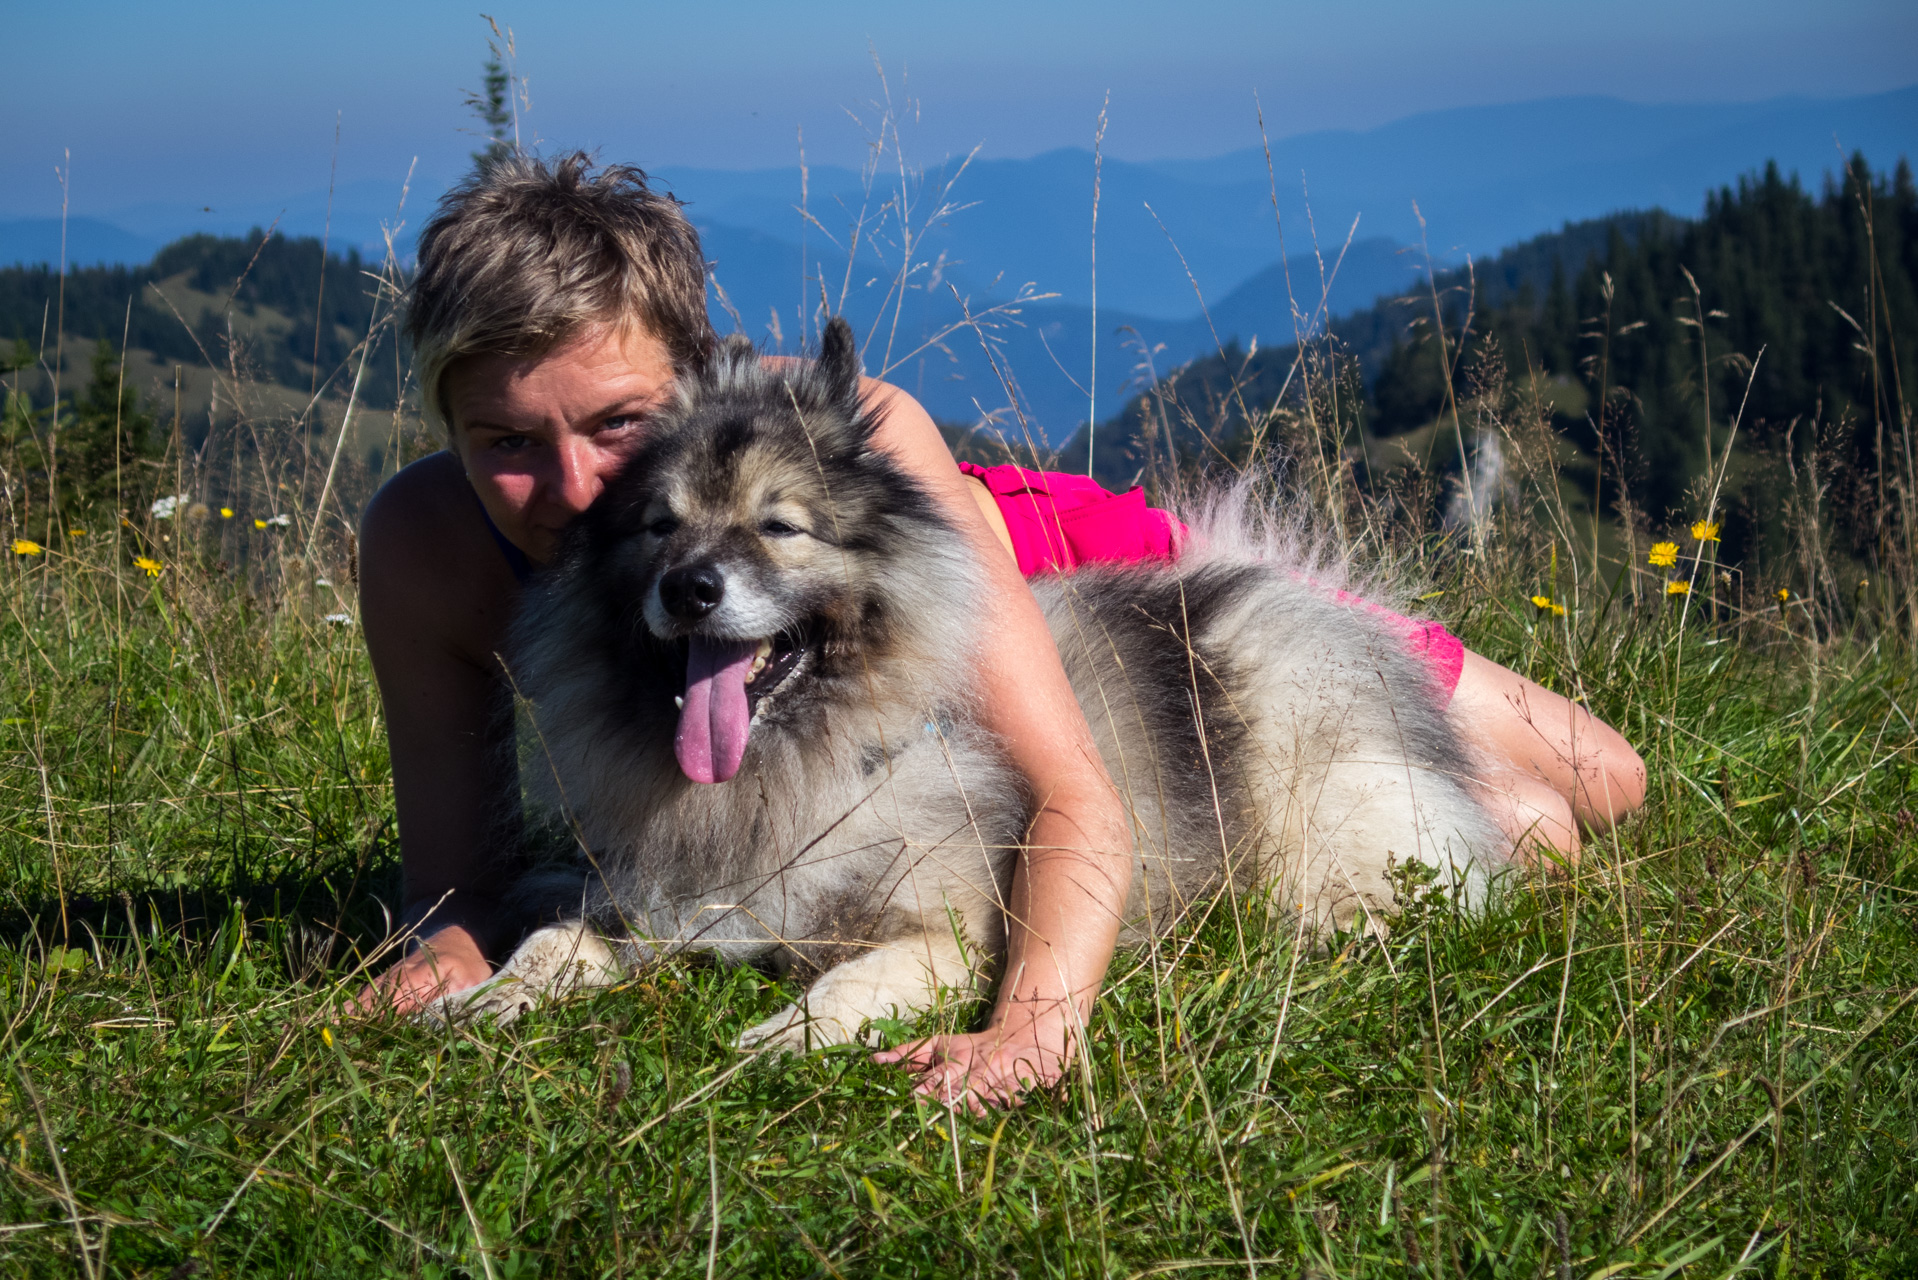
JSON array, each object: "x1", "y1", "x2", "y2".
[
  {"x1": 349, "y1": 922, "x2": 495, "y2": 1016},
  {"x1": 873, "y1": 996, "x2": 1080, "y2": 1112},
  {"x1": 871, "y1": 822, "x2": 1123, "y2": 1109}
]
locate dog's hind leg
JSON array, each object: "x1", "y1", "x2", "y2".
[
  {"x1": 737, "y1": 928, "x2": 979, "y2": 1054},
  {"x1": 430, "y1": 922, "x2": 624, "y2": 1027}
]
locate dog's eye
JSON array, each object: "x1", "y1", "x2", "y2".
[
  {"x1": 646, "y1": 517, "x2": 679, "y2": 538},
  {"x1": 760, "y1": 519, "x2": 802, "y2": 538}
]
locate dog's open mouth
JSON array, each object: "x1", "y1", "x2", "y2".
[
  {"x1": 674, "y1": 631, "x2": 806, "y2": 784},
  {"x1": 744, "y1": 631, "x2": 806, "y2": 711}
]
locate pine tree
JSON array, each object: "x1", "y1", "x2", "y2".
[
  {"x1": 469, "y1": 57, "x2": 513, "y2": 173},
  {"x1": 464, "y1": 22, "x2": 518, "y2": 176}
]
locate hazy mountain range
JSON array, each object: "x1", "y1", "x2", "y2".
[{"x1": 4, "y1": 86, "x2": 1911, "y2": 441}]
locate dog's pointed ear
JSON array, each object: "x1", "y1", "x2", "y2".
[{"x1": 817, "y1": 316, "x2": 861, "y2": 410}]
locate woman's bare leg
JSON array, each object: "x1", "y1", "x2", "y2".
[{"x1": 1449, "y1": 650, "x2": 1648, "y2": 860}]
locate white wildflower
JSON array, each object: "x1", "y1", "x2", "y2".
[
  {"x1": 323, "y1": 612, "x2": 354, "y2": 626},
  {"x1": 265, "y1": 514, "x2": 292, "y2": 528},
  {"x1": 314, "y1": 577, "x2": 333, "y2": 588},
  {"x1": 149, "y1": 494, "x2": 191, "y2": 520}
]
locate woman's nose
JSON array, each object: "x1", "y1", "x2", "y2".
[{"x1": 550, "y1": 437, "x2": 603, "y2": 514}]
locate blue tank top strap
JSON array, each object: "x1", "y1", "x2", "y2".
[{"x1": 472, "y1": 488, "x2": 534, "y2": 584}]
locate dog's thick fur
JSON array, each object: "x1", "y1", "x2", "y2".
[{"x1": 442, "y1": 319, "x2": 1507, "y2": 1046}]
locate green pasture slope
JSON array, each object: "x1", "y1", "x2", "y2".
[{"x1": 1, "y1": 502, "x2": 1914, "y2": 1278}]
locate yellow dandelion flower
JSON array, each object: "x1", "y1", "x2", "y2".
[
  {"x1": 11, "y1": 539, "x2": 44, "y2": 556},
  {"x1": 253, "y1": 518, "x2": 268, "y2": 530},
  {"x1": 1665, "y1": 579, "x2": 1689, "y2": 596},
  {"x1": 1648, "y1": 542, "x2": 1678, "y2": 568},
  {"x1": 1690, "y1": 520, "x2": 1720, "y2": 542},
  {"x1": 1776, "y1": 587, "x2": 1789, "y2": 602},
  {"x1": 67, "y1": 528, "x2": 86, "y2": 538},
  {"x1": 1551, "y1": 602, "x2": 1566, "y2": 617},
  {"x1": 220, "y1": 507, "x2": 234, "y2": 519},
  {"x1": 134, "y1": 556, "x2": 163, "y2": 578},
  {"x1": 1531, "y1": 594, "x2": 1553, "y2": 610},
  {"x1": 321, "y1": 1027, "x2": 334, "y2": 1049}
]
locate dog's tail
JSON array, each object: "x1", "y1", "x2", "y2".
[{"x1": 1167, "y1": 474, "x2": 1425, "y2": 618}]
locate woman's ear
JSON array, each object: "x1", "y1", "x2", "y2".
[{"x1": 817, "y1": 316, "x2": 861, "y2": 411}]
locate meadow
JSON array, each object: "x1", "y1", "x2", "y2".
[{"x1": 2, "y1": 156, "x2": 1916, "y2": 1277}]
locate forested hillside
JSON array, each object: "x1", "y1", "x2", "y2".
[
  {"x1": 0, "y1": 230, "x2": 397, "y2": 405},
  {"x1": 1081, "y1": 155, "x2": 1915, "y2": 576}
]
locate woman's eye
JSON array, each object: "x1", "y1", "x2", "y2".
[
  {"x1": 492, "y1": 434, "x2": 534, "y2": 451},
  {"x1": 601, "y1": 414, "x2": 647, "y2": 435},
  {"x1": 761, "y1": 520, "x2": 802, "y2": 538}
]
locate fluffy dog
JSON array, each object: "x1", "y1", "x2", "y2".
[{"x1": 441, "y1": 318, "x2": 1506, "y2": 1047}]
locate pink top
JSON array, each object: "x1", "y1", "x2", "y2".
[
  {"x1": 960, "y1": 461, "x2": 1464, "y2": 702},
  {"x1": 958, "y1": 461, "x2": 1183, "y2": 575}
]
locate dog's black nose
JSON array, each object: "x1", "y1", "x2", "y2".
[{"x1": 659, "y1": 564, "x2": 725, "y2": 619}]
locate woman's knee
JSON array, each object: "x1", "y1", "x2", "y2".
[
  {"x1": 1575, "y1": 735, "x2": 1647, "y2": 832},
  {"x1": 1451, "y1": 649, "x2": 1647, "y2": 834}
]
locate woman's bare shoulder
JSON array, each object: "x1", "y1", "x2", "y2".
[
  {"x1": 359, "y1": 451, "x2": 515, "y2": 657},
  {"x1": 362, "y1": 451, "x2": 472, "y2": 550},
  {"x1": 857, "y1": 380, "x2": 956, "y2": 477}
]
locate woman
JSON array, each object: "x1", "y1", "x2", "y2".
[{"x1": 354, "y1": 153, "x2": 1646, "y2": 1108}]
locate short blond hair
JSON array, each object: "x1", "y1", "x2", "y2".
[{"x1": 407, "y1": 151, "x2": 715, "y2": 432}]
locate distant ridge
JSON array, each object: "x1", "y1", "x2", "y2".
[
  {"x1": 6, "y1": 87, "x2": 1908, "y2": 308},
  {"x1": 2, "y1": 86, "x2": 1909, "y2": 442},
  {"x1": 0, "y1": 218, "x2": 160, "y2": 269},
  {"x1": 659, "y1": 85, "x2": 1917, "y2": 318}
]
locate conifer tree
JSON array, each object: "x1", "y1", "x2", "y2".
[
  {"x1": 464, "y1": 20, "x2": 519, "y2": 175},
  {"x1": 469, "y1": 55, "x2": 514, "y2": 174}
]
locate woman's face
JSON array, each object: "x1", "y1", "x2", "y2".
[{"x1": 446, "y1": 324, "x2": 677, "y2": 564}]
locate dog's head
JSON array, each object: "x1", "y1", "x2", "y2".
[{"x1": 546, "y1": 317, "x2": 971, "y2": 784}]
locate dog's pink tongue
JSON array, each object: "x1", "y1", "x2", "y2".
[{"x1": 676, "y1": 637, "x2": 759, "y2": 784}]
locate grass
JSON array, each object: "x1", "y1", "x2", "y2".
[{"x1": 1, "y1": 468, "x2": 1915, "y2": 1278}]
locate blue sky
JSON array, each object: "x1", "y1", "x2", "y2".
[{"x1": 5, "y1": 0, "x2": 1914, "y2": 218}]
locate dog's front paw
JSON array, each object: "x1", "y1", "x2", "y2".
[
  {"x1": 431, "y1": 972, "x2": 545, "y2": 1027},
  {"x1": 736, "y1": 1002, "x2": 862, "y2": 1054},
  {"x1": 418, "y1": 923, "x2": 624, "y2": 1029},
  {"x1": 736, "y1": 1003, "x2": 810, "y2": 1053}
]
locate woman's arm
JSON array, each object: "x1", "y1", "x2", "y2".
[
  {"x1": 858, "y1": 384, "x2": 1134, "y2": 1108},
  {"x1": 351, "y1": 453, "x2": 523, "y2": 1012}
]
